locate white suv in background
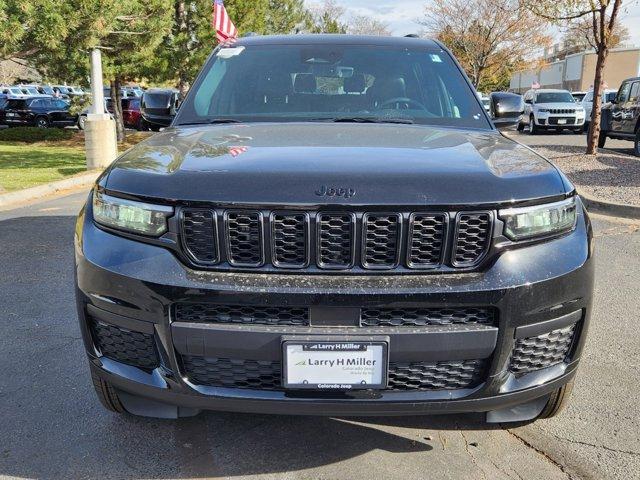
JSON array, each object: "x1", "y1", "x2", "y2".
[
  {"x1": 519, "y1": 89, "x2": 586, "y2": 134},
  {"x1": 581, "y1": 88, "x2": 618, "y2": 131}
]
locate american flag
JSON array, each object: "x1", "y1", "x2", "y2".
[
  {"x1": 228, "y1": 146, "x2": 248, "y2": 157},
  {"x1": 213, "y1": 0, "x2": 238, "y2": 43}
]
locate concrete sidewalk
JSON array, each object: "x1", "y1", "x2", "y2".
[{"x1": 0, "y1": 170, "x2": 101, "y2": 209}]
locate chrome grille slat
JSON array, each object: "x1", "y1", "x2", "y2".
[{"x1": 180, "y1": 208, "x2": 494, "y2": 272}]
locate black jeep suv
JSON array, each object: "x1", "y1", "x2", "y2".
[
  {"x1": 75, "y1": 35, "x2": 593, "y2": 423},
  {"x1": 599, "y1": 76, "x2": 640, "y2": 156}
]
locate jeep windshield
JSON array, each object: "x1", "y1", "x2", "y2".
[
  {"x1": 175, "y1": 43, "x2": 490, "y2": 129},
  {"x1": 536, "y1": 92, "x2": 575, "y2": 103}
]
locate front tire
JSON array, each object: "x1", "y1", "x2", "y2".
[
  {"x1": 91, "y1": 369, "x2": 126, "y2": 414},
  {"x1": 528, "y1": 116, "x2": 538, "y2": 135},
  {"x1": 517, "y1": 121, "x2": 524, "y2": 132},
  {"x1": 634, "y1": 129, "x2": 640, "y2": 157},
  {"x1": 537, "y1": 380, "x2": 574, "y2": 419},
  {"x1": 573, "y1": 128, "x2": 583, "y2": 134},
  {"x1": 77, "y1": 115, "x2": 86, "y2": 131},
  {"x1": 598, "y1": 130, "x2": 608, "y2": 148}
]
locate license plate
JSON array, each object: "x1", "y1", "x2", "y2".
[
  {"x1": 283, "y1": 341, "x2": 387, "y2": 390},
  {"x1": 557, "y1": 118, "x2": 567, "y2": 124},
  {"x1": 6, "y1": 113, "x2": 16, "y2": 117}
]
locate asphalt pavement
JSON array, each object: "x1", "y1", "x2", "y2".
[{"x1": 0, "y1": 190, "x2": 639, "y2": 480}]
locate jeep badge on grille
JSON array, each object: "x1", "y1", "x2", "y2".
[{"x1": 315, "y1": 185, "x2": 356, "y2": 199}]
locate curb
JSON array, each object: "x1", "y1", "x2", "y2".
[
  {"x1": 0, "y1": 170, "x2": 101, "y2": 208},
  {"x1": 581, "y1": 192, "x2": 640, "y2": 220}
]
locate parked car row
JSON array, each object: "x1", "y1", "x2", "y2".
[
  {"x1": 77, "y1": 89, "x2": 181, "y2": 131},
  {"x1": 1, "y1": 84, "x2": 85, "y2": 100},
  {"x1": 1, "y1": 84, "x2": 181, "y2": 131}
]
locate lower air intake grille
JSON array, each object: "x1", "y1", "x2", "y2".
[
  {"x1": 183, "y1": 357, "x2": 282, "y2": 390},
  {"x1": 90, "y1": 319, "x2": 159, "y2": 369},
  {"x1": 388, "y1": 359, "x2": 486, "y2": 390},
  {"x1": 175, "y1": 303, "x2": 310, "y2": 326},
  {"x1": 182, "y1": 356, "x2": 487, "y2": 391},
  {"x1": 509, "y1": 323, "x2": 577, "y2": 375},
  {"x1": 361, "y1": 307, "x2": 495, "y2": 327}
]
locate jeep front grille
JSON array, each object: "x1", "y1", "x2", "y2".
[{"x1": 180, "y1": 208, "x2": 493, "y2": 273}]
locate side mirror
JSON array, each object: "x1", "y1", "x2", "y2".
[{"x1": 490, "y1": 92, "x2": 524, "y2": 130}]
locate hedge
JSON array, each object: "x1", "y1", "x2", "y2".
[{"x1": 0, "y1": 127, "x2": 74, "y2": 143}]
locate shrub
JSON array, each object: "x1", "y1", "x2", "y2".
[{"x1": 0, "y1": 127, "x2": 74, "y2": 143}]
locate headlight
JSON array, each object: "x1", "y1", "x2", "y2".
[
  {"x1": 538, "y1": 108, "x2": 549, "y2": 113},
  {"x1": 92, "y1": 190, "x2": 173, "y2": 236},
  {"x1": 499, "y1": 197, "x2": 577, "y2": 241}
]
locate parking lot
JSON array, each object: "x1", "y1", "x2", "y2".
[{"x1": 1, "y1": 187, "x2": 639, "y2": 480}]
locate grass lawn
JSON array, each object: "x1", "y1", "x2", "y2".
[
  {"x1": 0, "y1": 143, "x2": 86, "y2": 192},
  {"x1": 0, "y1": 130, "x2": 152, "y2": 192}
]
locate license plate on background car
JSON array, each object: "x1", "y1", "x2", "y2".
[
  {"x1": 557, "y1": 118, "x2": 567, "y2": 124},
  {"x1": 283, "y1": 341, "x2": 387, "y2": 390}
]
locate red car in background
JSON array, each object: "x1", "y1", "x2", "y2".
[
  {"x1": 121, "y1": 98, "x2": 143, "y2": 130},
  {"x1": 78, "y1": 97, "x2": 144, "y2": 131}
]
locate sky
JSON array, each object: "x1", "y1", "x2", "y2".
[{"x1": 310, "y1": 0, "x2": 640, "y2": 48}]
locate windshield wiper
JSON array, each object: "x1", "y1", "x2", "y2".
[
  {"x1": 313, "y1": 116, "x2": 414, "y2": 124},
  {"x1": 178, "y1": 118, "x2": 244, "y2": 126}
]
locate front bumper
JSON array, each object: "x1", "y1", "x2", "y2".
[
  {"x1": 75, "y1": 196, "x2": 594, "y2": 418},
  {"x1": 536, "y1": 114, "x2": 585, "y2": 127}
]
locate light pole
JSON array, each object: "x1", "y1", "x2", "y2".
[{"x1": 84, "y1": 48, "x2": 117, "y2": 169}]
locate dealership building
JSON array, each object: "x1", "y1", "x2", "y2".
[{"x1": 510, "y1": 46, "x2": 640, "y2": 93}]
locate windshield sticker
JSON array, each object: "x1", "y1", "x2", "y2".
[
  {"x1": 429, "y1": 54, "x2": 442, "y2": 63},
  {"x1": 216, "y1": 46, "x2": 245, "y2": 59}
]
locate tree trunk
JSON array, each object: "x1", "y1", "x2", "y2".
[
  {"x1": 110, "y1": 79, "x2": 125, "y2": 142},
  {"x1": 586, "y1": 45, "x2": 608, "y2": 155}
]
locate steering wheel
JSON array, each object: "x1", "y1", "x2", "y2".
[{"x1": 378, "y1": 97, "x2": 428, "y2": 110}]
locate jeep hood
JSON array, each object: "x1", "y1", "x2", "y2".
[{"x1": 104, "y1": 123, "x2": 569, "y2": 206}]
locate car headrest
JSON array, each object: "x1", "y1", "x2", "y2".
[
  {"x1": 344, "y1": 74, "x2": 366, "y2": 93},
  {"x1": 370, "y1": 76, "x2": 406, "y2": 99},
  {"x1": 294, "y1": 74, "x2": 317, "y2": 94},
  {"x1": 258, "y1": 72, "x2": 292, "y2": 96}
]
